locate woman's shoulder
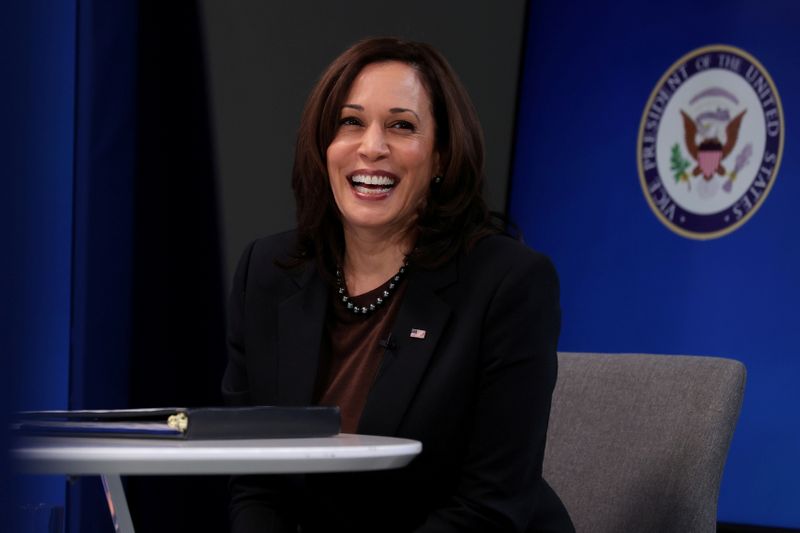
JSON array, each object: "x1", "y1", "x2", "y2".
[
  {"x1": 464, "y1": 233, "x2": 557, "y2": 280},
  {"x1": 458, "y1": 235, "x2": 560, "y2": 324},
  {"x1": 233, "y1": 229, "x2": 307, "y2": 290},
  {"x1": 248, "y1": 229, "x2": 299, "y2": 263}
]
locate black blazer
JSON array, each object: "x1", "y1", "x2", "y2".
[{"x1": 223, "y1": 230, "x2": 574, "y2": 533}]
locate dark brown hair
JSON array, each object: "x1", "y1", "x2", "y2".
[{"x1": 290, "y1": 37, "x2": 498, "y2": 277}]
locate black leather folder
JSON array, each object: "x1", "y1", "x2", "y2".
[{"x1": 14, "y1": 406, "x2": 341, "y2": 439}]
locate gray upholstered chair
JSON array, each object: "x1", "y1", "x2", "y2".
[{"x1": 543, "y1": 352, "x2": 746, "y2": 533}]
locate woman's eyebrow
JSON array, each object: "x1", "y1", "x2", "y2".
[
  {"x1": 341, "y1": 104, "x2": 420, "y2": 121},
  {"x1": 389, "y1": 107, "x2": 420, "y2": 120}
]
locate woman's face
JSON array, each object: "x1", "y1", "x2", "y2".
[{"x1": 326, "y1": 61, "x2": 439, "y2": 239}]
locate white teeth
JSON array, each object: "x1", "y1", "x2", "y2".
[
  {"x1": 350, "y1": 174, "x2": 396, "y2": 186},
  {"x1": 354, "y1": 185, "x2": 392, "y2": 195}
]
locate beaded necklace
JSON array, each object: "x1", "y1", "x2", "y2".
[{"x1": 335, "y1": 262, "x2": 408, "y2": 316}]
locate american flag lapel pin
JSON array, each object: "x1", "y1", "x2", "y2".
[{"x1": 409, "y1": 328, "x2": 427, "y2": 339}]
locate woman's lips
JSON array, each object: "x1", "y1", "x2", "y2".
[{"x1": 347, "y1": 171, "x2": 398, "y2": 198}]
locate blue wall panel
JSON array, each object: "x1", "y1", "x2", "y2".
[
  {"x1": 1, "y1": 0, "x2": 78, "y2": 522},
  {"x1": 511, "y1": 0, "x2": 799, "y2": 527}
]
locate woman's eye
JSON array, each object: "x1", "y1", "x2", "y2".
[
  {"x1": 339, "y1": 117, "x2": 362, "y2": 127},
  {"x1": 390, "y1": 120, "x2": 416, "y2": 131}
]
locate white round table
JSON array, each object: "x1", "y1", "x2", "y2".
[{"x1": 13, "y1": 433, "x2": 421, "y2": 532}]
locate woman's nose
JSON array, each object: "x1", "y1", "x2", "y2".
[{"x1": 357, "y1": 123, "x2": 389, "y2": 160}]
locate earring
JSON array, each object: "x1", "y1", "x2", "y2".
[{"x1": 433, "y1": 175, "x2": 442, "y2": 184}]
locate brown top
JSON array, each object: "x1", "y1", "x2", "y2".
[{"x1": 314, "y1": 278, "x2": 408, "y2": 433}]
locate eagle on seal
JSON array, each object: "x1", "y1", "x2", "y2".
[{"x1": 680, "y1": 109, "x2": 746, "y2": 181}]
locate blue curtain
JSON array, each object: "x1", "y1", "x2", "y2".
[{"x1": 1, "y1": 1, "x2": 78, "y2": 529}]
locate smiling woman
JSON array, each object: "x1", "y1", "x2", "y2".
[
  {"x1": 222, "y1": 37, "x2": 574, "y2": 533},
  {"x1": 326, "y1": 61, "x2": 439, "y2": 281}
]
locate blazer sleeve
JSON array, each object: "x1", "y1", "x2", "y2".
[
  {"x1": 414, "y1": 252, "x2": 563, "y2": 532},
  {"x1": 222, "y1": 240, "x2": 298, "y2": 533}
]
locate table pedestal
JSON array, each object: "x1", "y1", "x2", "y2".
[{"x1": 101, "y1": 474, "x2": 134, "y2": 533}]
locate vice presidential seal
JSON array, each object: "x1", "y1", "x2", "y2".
[{"x1": 637, "y1": 44, "x2": 784, "y2": 239}]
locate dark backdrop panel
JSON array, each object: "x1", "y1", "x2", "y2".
[
  {"x1": 124, "y1": 2, "x2": 228, "y2": 532},
  {"x1": 200, "y1": 0, "x2": 528, "y2": 285}
]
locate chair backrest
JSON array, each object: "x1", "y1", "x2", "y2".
[{"x1": 543, "y1": 352, "x2": 746, "y2": 533}]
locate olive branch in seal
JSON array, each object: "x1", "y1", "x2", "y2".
[{"x1": 670, "y1": 143, "x2": 691, "y2": 189}]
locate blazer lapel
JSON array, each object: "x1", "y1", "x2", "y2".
[
  {"x1": 359, "y1": 262, "x2": 457, "y2": 436},
  {"x1": 277, "y1": 264, "x2": 328, "y2": 405}
]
